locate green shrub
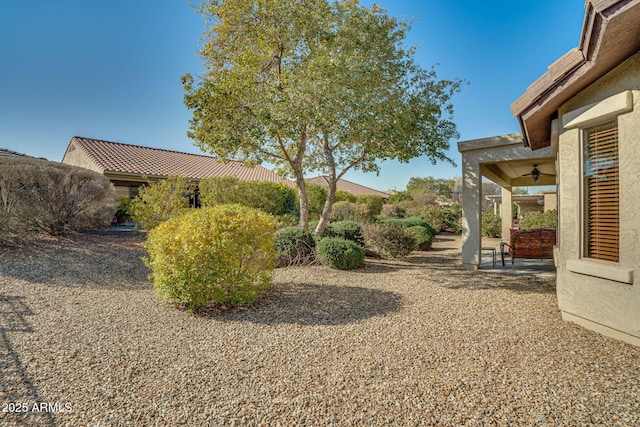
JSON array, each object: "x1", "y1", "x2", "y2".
[
  {"x1": 199, "y1": 176, "x2": 297, "y2": 216},
  {"x1": 335, "y1": 190, "x2": 357, "y2": 203},
  {"x1": 356, "y1": 194, "x2": 384, "y2": 218},
  {"x1": 363, "y1": 223, "x2": 417, "y2": 259},
  {"x1": 407, "y1": 204, "x2": 461, "y2": 234},
  {"x1": 273, "y1": 213, "x2": 299, "y2": 230},
  {"x1": 114, "y1": 197, "x2": 132, "y2": 221},
  {"x1": 380, "y1": 204, "x2": 406, "y2": 219},
  {"x1": 316, "y1": 237, "x2": 365, "y2": 270},
  {"x1": 0, "y1": 156, "x2": 116, "y2": 239},
  {"x1": 386, "y1": 191, "x2": 412, "y2": 204},
  {"x1": 324, "y1": 220, "x2": 365, "y2": 246},
  {"x1": 379, "y1": 217, "x2": 436, "y2": 239},
  {"x1": 306, "y1": 183, "x2": 327, "y2": 220},
  {"x1": 130, "y1": 175, "x2": 194, "y2": 230},
  {"x1": 520, "y1": 210, "x2": 557, "y2": 230},
  {"x1": 330, "y1": 197, "x2": 383, "y2": 223},
  {"x1": 329, "y1": 201, "x2": 372, "y2": 223},
  {"x1": 482, "y1": 213, "x2": 502, "y2": 237},
  {"x1": 144, "y1": 204, "x2": 276, "y2": 311},
  {"x1": 275, "y1": 226, "x2": 316, "y2": 267},
  {"x1": 406, "y1": 225, "x2": 433, "y2": 251}
]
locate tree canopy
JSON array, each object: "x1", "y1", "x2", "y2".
[{"x1": 183, "y1": 0, "x2": 464, "y2": 232}]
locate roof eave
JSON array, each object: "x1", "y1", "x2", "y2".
[{"x1": 512, "y1": 0, "x2": 640, "y2": 150}]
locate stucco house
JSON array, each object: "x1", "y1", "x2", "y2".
[
  {"x1": 511, "y1": 0, "x2": 640, "y2": 346},
  {"x1": 61, "y1": 136, "x2": 294, "y2": 200},
  {"x1": 460, "y1": 0, "x2": 639, "y2": 346}
]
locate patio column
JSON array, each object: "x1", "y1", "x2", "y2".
[
  {"x1": 461, "y1": 159, "x2": 482, "y2": 270},
  {"x1": 501, "y1": 186, "x2": 512, "y2": 241}
]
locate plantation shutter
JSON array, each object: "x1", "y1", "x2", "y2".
[{"x1": 584, "y1": 122, "x2": 619, "y2": 262}]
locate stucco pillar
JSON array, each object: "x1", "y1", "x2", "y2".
[
  {"x1": 461, "y1": 159, "x2": 482, "y2": 270},
  {"x1": 501, "y1": 186, "x2": 512, "y2": 241}
]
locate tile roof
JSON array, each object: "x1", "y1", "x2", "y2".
[
  {"x1": 305, "y1": 176, "x2": 389, "y2": 198},
  {"x1": 65, "y1": 136, "x2": 294, "y2": 186},
  {"x1": 0, "y1": 148, "x2": 33, "y2": 158},
  {"x1": 512, "y1": 0, "x2": 640, "y2": 149}
]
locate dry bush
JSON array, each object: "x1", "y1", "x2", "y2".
[{"x1": 0, "y1": 157, "x2": 116, "y2": 239}]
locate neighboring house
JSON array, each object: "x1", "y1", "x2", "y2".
[
  {"x1": 511, "y1": 0, "x2": 639, "y2": 346},
  {"x1": 486, "y1": 191, "x2": 557, "y2": 218},
  {"x1": 305, "y1": 175, "x2": 389, "y2": 199},
  {"x1": 61, "y1": 136, "x2": 294, "y2": 199},
  {"x1": 1, "y1": 148, "x2": 38, "y2": 159}
]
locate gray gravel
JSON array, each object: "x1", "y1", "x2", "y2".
[{"x1": 0, "y1": 231, "x2": 638, "y2": 426}]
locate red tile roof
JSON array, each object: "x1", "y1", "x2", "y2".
[
  {"x1": 64, "y1": 136, "x2": 294, "y2": 186},
  {"x1": 305, "y1": 176, "x2": 389, "y2": 198}
]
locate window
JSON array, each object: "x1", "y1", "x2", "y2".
[{"x1": 583, "y1": 121, "x2": 619, "y2": 262}]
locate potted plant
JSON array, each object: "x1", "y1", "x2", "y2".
[{"x1": 114, "y1": 197, "x2": 131, "y2": 225}]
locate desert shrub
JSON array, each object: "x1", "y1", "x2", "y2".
[
  {"x1": 316, "y1": 237, "x2": 365, "y2": 270},
  {"x1": 329, "y1": 201, "x2": 372, "y2": 223},
  {"x1": 386, "y1": 191, "x2": 412, "y2": 204},
  {"x1": 273, "y1": 213, "x2": 299, "y2": 229},
  {"x1": 407, "y1": 205, "x2": 461, "y2": 233},
  {"x1": 482, "y1": 213, "x2": 502, "y2": 237},
  {"x1": 275, "y1": 226, "x2": 316, "y2": 267},
  {"x1": 0, "y1": 156, "x2": 116, "y2": 238},
  {"x1": 406, "y1": 225, "x2": 433, "y2": 251},
  {"x1": 144, "y1": 204, "x2": 276, "y2": 311},
  {"x1": 306, "y1": 183, "x2": 327, "y2": 220},
  {"x1": 380, "y1": 204, "x2": 406, "y2": 219},
  {"x1": 445, "y1": 204, "x2": 463, "y2": 234},
  {"x1": 129, "y1": 175, "x2": 194, "y2": 230},
  {"x1": 355, "y1": 194, "x2": 384, "y2": 218},
  {"x1": 324, "y1": 220, "x2": 365, "y2": 246},
  {"x1": 199, "y1": 176, "x2": 296, "y2": 216},
  {"x1": 363, "y1": 223, "x2": 417, "y2": 259},
  {"x1": 520, "y1": 210, "x2": 557, "y2": 230},
  {"x1": 335, "y1": 190, "x2": 357, "y2": 203},
  {"x1": 379, "y1": 217, "x2": 436, "y2": 239}
]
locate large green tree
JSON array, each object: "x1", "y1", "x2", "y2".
[{"x1": 183, "y1": 0, "x2": 463, "y2": 232}]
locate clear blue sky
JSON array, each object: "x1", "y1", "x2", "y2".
[{"x1": 1, "y1": 0, "x2": 585, "y2": 191}]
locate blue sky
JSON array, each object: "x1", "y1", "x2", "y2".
[{"x1": 1, "y1": 0, "x2": 585, "y2": 191}]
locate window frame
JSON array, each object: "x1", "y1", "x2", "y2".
[{"x1": 581, "y1": 120, "x2": 620, "y2": 263}]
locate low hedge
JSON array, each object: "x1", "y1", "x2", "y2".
[
  {"x1": 324, "y1": 220, "x2": 365, "y2": 247},
  {"x1": 275, "y1": 226, "x2": 317, "y2": 267},
  {"x1": 316, "y1": 237, "x2": 365, "y2": 270}
]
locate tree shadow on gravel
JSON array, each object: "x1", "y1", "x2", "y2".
[
  {"x1": 0, "y1": 232, "x2": 150, "y2": 291},
  {"x1": 444, "y1": 272, "x2": 557, "y2": 294},
  {"x1": 0, "y1": 295, "x2": 56, "y2": 427},
  {"x1": 208, "y1": 282, "x2": 403, "y2": 326}
]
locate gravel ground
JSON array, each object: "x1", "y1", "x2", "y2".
[{"x1": 0, "y1": 231, "x2": 638, "y2": 426}]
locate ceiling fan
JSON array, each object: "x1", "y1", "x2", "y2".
[{"x1": 521, "y1": 164, "x2": 554, "y2": 182}]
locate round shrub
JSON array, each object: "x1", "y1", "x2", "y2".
[
  {"x1": 482, "y1": 213, "x2": 502, "y2": 237},
  {"x1": 0, "y1": 156, "x2": 117, "y2": 238},
  {"x1": 275, "y1": 226, "x2": 316, "y2": 267},
  {"x1": 144, "y1": 204, "x2": 276, "y2": 311},
  {"x1": 406, "y1": 225, "x2": 433, "y2": 251},
  {"x1": 380, "y1": 217, "x2": 436, "y2": 239},
  {"x1": 316, "y1": 237, "x2": 365, "y2": 270},
  {"x1": 324, "y1": 220, "x2": 365, "y2": 246},
  {"x1": 363, "y1": 223, "x2": 417, "y2": 259},
  {"x1": 520, "y1": 209, "x2": 557, "y2": 230}
]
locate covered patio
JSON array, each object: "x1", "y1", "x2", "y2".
[{"x1": 457, "y1": 132, "x2": 557, "y2": 270}]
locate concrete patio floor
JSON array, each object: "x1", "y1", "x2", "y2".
[{"x1": 478, "y1": 237, "x2": 556, "y2": 278}]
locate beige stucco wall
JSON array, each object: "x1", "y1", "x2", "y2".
[
  {"x1": 556, "y1": 52, "x2": 640, "y2": 346},
  {"x1": 61, "y1": 144, "x2": 104, "y2": 174}
]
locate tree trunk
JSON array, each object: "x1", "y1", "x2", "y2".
[
  {"x1": 295, "y1": 174, "x2": 310, "y2": 231},
  {"x1": 314, "y1": 136, "x2": 337, "y2": 236}
]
